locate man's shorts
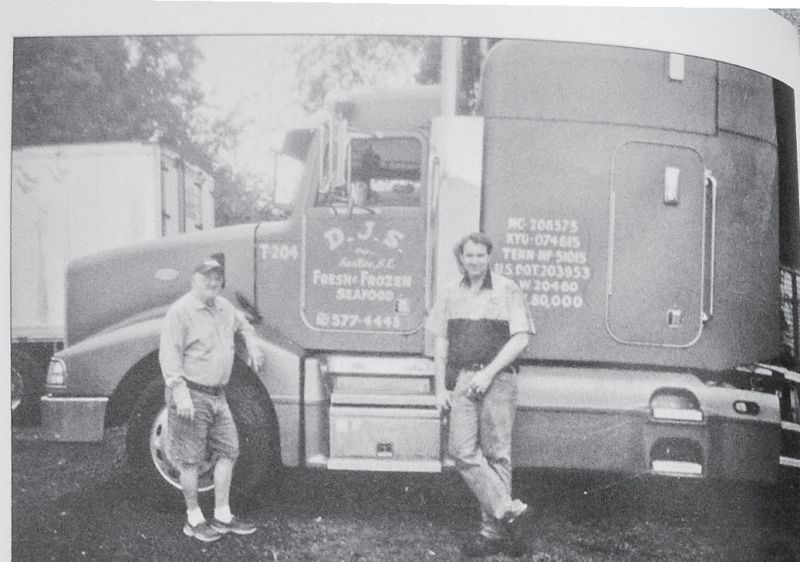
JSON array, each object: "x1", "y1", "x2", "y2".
[{"x1": 167, "y1": 388, "x2": 239, "y2": 467}]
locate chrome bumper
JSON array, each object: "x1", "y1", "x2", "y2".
[{"x1": 40, "y1": 395, "x2": 108, "y2": 442}]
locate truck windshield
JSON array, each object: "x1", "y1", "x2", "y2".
[{"x1": 317, "y1": 136, "x2": 422, "y2": 209}]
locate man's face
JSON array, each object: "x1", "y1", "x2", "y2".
[
  {"x1": 192, "y1": 271, "x2": 223, "y2": 303},
  {"x1": 460, "y1": 240, "x2": 490, "y2": 281}
]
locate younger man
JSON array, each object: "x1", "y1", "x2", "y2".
[{"x1": 426, "y1": 233, "x2": 535, "y2": 557}]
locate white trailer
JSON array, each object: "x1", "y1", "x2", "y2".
[{"x1": 11, "y1": 142, "x2": 215, "y2": 418}]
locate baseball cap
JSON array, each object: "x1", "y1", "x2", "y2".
[{"x1": 194, "y1": 258, "x2": 224, "y2": 275}]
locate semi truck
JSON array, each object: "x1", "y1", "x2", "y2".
[
  {"x1": 40, "y1": 11, "x2": 800, "y2": 501},
  {"x1": 11, "y1": 142, "x2": 215, "y2": 420}
]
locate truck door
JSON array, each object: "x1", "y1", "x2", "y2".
[
  {"x1": 302, "y1": 134, "x2": 428, "y2": 339},
  {"x1": 606, "y1": 142, "x2": 710, "y2": 347}
]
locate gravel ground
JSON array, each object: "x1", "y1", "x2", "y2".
[{"x1": 12, "y1": 425, "x2": 800, "y2": 562}]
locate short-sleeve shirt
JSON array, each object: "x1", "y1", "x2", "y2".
[
  {"x1": 159, "y1": 292, "x2": 256, "y2": 391},
  {"x1": 426, "y1": 271, "x2": 535, "y2": 389}
]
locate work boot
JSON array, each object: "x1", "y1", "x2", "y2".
[
  {"x1": 460, "y1": 534, "x2": 506, "y2": 558},
  {"x1": 504, "y1": 499, "x2": 531, "y2": 557}
]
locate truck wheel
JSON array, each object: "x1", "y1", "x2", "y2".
[
  {"x1": 126, "y1": 379, "x2": 211, "y2": 504},
  {"x1": 126, "y1": 361, "x2": 281, "y2": 506},
  {"x1": 11, "y1": 347, "x2": 46, "y2": 425},
  {"x1": 11, "y1": 364, "x2": 24, "y2": 412}
]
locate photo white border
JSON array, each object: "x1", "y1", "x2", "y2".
[{"x1": 4, "y1": 3, "x2": 800, "y2": 560}]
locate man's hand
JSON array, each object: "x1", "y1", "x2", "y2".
[
  {"x1": 467, "y1": 369, "x2": 495, "y2": 400},
  {"x1": 248, "y1": 347, "x2": 264, "y2": 372},
  {"x1": 436, "y1": 389, "x2": 452, "y2": 414},
  {"x1": 173, "y1": 384, "x2": 194, "y2": 420}
]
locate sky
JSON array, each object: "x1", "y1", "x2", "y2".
[
  {"x1": 185, "y1": 9, "x2": 800, "y2": 183},
  {"x1": 192, "y1": 34, "x2": 426, "y2": 185},
  {"x1": 193, "y1": 35, "x2": 306, "y2": 179}
]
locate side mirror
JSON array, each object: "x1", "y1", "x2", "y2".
[
  {"x1": 329, "y1": 118, "x2": 349, "y2": 188},
  {"x1": 319, "y1": 176, "x2": 332, "y2": 195},
  {"x1": 349, "y1": 180, "x2": 369, "y2": 207}
]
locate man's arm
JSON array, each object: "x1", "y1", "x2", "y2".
[
  {"x1": 233, "y1": 308, "x2": 263, "y2": 371},
  {"x1": 159, "y1": 307, "x2": 187, "y2": 390},
  {"x1": 470, "y1": 278, "x2": 534, "y2": 395},
  {"x1": 426, "y1": 286, "x2": 453, "y2": 412},
  {"x1": 468, "y1": 332, "x2": 530, "y2": 396},
  {"x1": 433, "y1": 335, "x2": 451, "y2": 412},
  {"x1": 159, "y1": 307, "x2": 194, "y2": 419}
]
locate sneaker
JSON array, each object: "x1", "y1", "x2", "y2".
[
  {"x1": 460, "y1": 534, "x2": 506, "y2": 558},
  {"x1": 182, "y1": 520, "x2": 222, "y2": 542},
  {"x1": 210, "y1": 516, "x2": 258, "y2": 535}
]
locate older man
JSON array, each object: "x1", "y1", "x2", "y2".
[
  {"x1": 159, "y1": 258, "x2": 264, "y2": 542},
  {"x1": 426, "y1": 232, "x2": 535, "y2": 557}
]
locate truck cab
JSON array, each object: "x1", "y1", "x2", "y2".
[{"x1": 42, "y1": 27, "x2": 800, "y2": 500}]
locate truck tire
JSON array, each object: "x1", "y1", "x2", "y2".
[
  {"x1": 11, "y1": 362, "x2": 24, "y2": 412},
  {"x1": 126, "y1": 361, "x2": 281, "y2": 506},
  {"x1": 11, "y1": 347, "x2": 47, "y2": 426}
]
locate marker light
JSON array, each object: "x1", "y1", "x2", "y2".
[
  {"x1": 46, "y1": 358, "x2": 67, "y2": 387},
  {"x1": 650, "y1": 389, "x2": 703, "y2": 422}
]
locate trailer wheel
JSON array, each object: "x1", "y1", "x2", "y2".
[{"x1": 126, "y1": 361, "x2": 281, "y2": 506}]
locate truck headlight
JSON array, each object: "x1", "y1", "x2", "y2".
[{"x1": 46, "y1": 358, "x2": 67, "y2": 387}]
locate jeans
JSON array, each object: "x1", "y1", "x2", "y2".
[{"x1": 448, "y1": 369, "x2": 517, "y2": 539}]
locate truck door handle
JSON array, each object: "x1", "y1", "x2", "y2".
[
  {"x1": 703, "y1": 169, "x2": 717, "y2": 322},
  {"x1": 426, "y1": 155, "x2": 441, "y2": 309},
  {"x1": 664, "y1": 166, "x2": 680, "y2": 205},
  {"x1": 430, "y1": 155, "x2": 441, "y2": 216}
]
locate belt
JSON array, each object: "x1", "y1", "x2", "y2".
[
  {"x1": 183, "y1": 379, "x2": 226, "y2": 396},
  {"x1": 459, "y1": 363, "x2": 519, "y2": 374}
]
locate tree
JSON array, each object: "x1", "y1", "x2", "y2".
[
  {"x1": 12, "y1": 35, "x2": 278, "y2": 226},
  {"x1": 13, "y1": 36, "x2": 204, "y2": 152},
  {"x1": 417, "y1": 37, "x2": 501, "y2": 115},
  {"x1": 120, "y1": 36, "x2": 206, "y2": 163},
  {"x1": 774, "y1": 9, "x2": 800, "y2": 33},
  {"x1": 211, "y1": 166, "x2": 278, "y2": 226},
  {"x1": 13, "y1": 36, "x2": 132, "y2": 146},
  {"x1": 292, "y1": 36, "x2": 427, "y2": 112}
]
